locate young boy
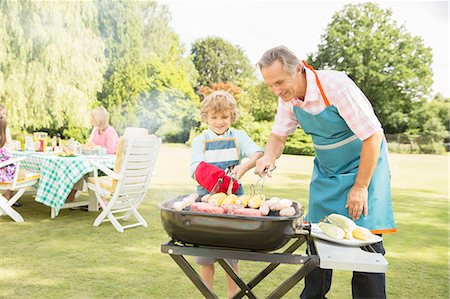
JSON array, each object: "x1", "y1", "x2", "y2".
[{"x1": 190, "y1": 90, "x2": 263, "y2": 298}]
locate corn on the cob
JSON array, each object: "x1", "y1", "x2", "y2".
[
  {"x1": 221, "y1": 194, "x2": 237, "y2": 205},
  {"x1": 325, "y1": 213, "x2": 356, "y2": 239},
  {"x1": 236, "y1": 194, "x2": 252, "y2": 207},
  {"x1": 248, "y1": 195, "x2": 265, "y2": 209},
  {"x1": 319, "y1": 222, "x2": 345, "y2": 240},
  {"x1": 352, "y1": 226, "x2": 373, "y2": 241},
  {"x1": 208, "y1": 192, "x2": 227, "y2": 206}
]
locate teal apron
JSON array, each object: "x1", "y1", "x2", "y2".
[
  {"x1": 196, "y1": 130, "x2": 244, "y2": 196},
  {"x1": 296, "y1": 63, "x2": 396, "y2": 233}
]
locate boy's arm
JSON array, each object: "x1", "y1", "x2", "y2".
[
  {"x1": 190, "y1": 135, "x2": 205, "y2": 179},
  {"x1": 233, "y1": 151, "x2": 264, "y2": 180}
]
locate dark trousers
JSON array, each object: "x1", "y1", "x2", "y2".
[{"x1": 300, "y1": 238, "x2": 386, "y2": 299}]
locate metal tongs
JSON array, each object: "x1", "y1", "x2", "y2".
[
  {"x1": 250, "y1": 166, "x2": 276, "y2": 197},
  {"x1": 209, "y1": 165, "x2": 236, "y2": 196},
  {"x1": 226, "y1": 165, "x2": 236, "y2": 195}
]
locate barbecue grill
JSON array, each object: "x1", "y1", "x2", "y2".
[
  {"x1": 158, "y1": 195, "x2": 304, "y2": 251},
  {"x1": 159, "y1": 195, "x2": 388, "y2": 298}
]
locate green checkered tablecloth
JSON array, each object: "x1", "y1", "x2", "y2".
[{"x1": 13, "y1": 151, "x2": 115, "y2": 213}]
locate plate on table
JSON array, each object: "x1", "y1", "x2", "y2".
[
  {"x1": 54, "y1": 153, "x2": 77, "y2": 158},
  {"x1": 311, "y1": 223, "x2": 382, "y2": 247}
]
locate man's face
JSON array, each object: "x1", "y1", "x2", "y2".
[
  {"x1": 261, "y1": 60, "x2": 302, "y2": 102},
  {"x1": 206, "y1": 109, "x2": 232, "y2": 136}
]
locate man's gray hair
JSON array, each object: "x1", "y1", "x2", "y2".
[{"x1": 257, "y1": 45, "x2": 299, "y2": 76}]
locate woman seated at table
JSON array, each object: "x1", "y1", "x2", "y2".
[
  {"x1": 88, "y1": 107, "x2": 119, "y2": 155},
  {"x1": 66, "y1": 107, "x2": 118, "y2": 203}
]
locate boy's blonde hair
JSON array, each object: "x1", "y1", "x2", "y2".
[
  {"x1": 201, "y1": 91, "x2": 239, "y2": 123},
  {"x1": 91, "y1": 107, "x2": 110, "y2": 130}
]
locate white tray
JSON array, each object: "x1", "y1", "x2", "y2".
[{"x1": 311, "y1": 223, "x2": 382, "y2": 247}]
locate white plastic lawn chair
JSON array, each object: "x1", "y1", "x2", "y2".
[
  {"x1": 86, "y1": 136, "x2": 161, "y2": 232},
  {"x1": 0, "y1": 157, "x2": 40, "y2": 222},
  {"x1": 123, "y1": 127, "x2": 148, "y2": 138}
]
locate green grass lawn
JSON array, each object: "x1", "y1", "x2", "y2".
[{"x1": 1, "y1": 144, "x2": 448, "y2": 298}]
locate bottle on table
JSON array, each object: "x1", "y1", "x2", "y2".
[
  {"x1": 52, "y1": 136, "x2": 57, "y2": 151},
  {"x1": 57, "y1": 133, "x2": 62, "y2": 147},
  {"x1": 19, "y1": 127, "x2": 25, "y2": 151}
]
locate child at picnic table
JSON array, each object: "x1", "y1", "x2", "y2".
[
  {"x1": 0, "y1": 105, "x2": 25, "y2": 206},
  {"x1": 87, "y1": 107, "x2": 119, "y2": 155},
  {"x1": 66, "y1": 107, "x2": 119, "y2": 203},
  {"x1": 190, "y1": 91, "x2": 264, "y2": 298}
]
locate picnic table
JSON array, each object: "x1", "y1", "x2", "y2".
[{"x1": 13, "y1": 151, "x2": 115, "y2": 216}]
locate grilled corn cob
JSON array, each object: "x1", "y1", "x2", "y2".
[
  {"x1": 221, "y1": 194, "x2": 237, "y2": 205},
  {"x1": 236, "y1": 194, "x2": 252, "y2": 207},
  {"x1": 319, "y1": 222, "x2": 345, "y2": 240},
  {"x1": 325, "y1": 213, "x2": 356, "y2": 239},
  {"x1": 208, "y1": 192, "x2": 227, "y2": 206},
  {"x1": 248, "y1": 195, "x2": 265, "y2": 209},
  {"x1": 352, "y1": 226, "x2": 373, "y2": 241}
]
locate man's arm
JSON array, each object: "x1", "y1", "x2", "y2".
[
  {"x1": 346, "y1": 130, "x2": 383, "y2": 220},
  {"x1": 255, "y1": 133, "x2": 288, "y2": 175}
]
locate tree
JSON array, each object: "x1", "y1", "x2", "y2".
[
  {"x1": 136, "y1": 2, "x2": 200, "y2": 142},
  {"x1": 247, "y1": 82, "x2": 278, "y2": 122},
  {"x1": 0, "y1": 1, "x2": 105, "y2": 135},
  {"x1": 96, "y1": 0, "x2": 148, "y2": 131},
  {"x1": 191, "y1": 37, "x2": 256, "y2": 87},
  {"x1": 308, "y1": 3, "x2": 433, "y2": 133}
]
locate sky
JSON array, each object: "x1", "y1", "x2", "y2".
[{"x1": 163, "y1": 0, "x2": 449, "y2": 98}]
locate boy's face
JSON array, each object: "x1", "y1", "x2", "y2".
[{"x1": 206, "y1": 109, "x2": 232, "y2": 135}]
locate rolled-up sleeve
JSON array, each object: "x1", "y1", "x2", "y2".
[
  {"x1": 235, "y1": 130, "x2": 263, "y2": 159},
  {"x1": 190, "y1": 135, "x2": 205, "y2": 178},
  {"x1": 272, "y1": 98, "x2": 299, "y2": 136}
]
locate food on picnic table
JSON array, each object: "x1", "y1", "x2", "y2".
[
  {"x1": 82, "y1": 142, "x2": 101, "y2": 155},
  {"x1": 55, "y1": 147, "x2": 76, "y2": 157},
  {"x1": 82, "y1": 142, "x2": 98, "y2": 150},
  {"x1": 319, "y1": 213, "x2": 374, "y2": 241}
]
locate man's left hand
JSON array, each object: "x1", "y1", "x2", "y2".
[{"x1": 345, "y1": 184, "x2": 369, "y2": 220}]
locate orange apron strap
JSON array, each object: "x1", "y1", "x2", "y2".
[{"x1": 303, "y1": 60, "x2": 331, "y2": 107}]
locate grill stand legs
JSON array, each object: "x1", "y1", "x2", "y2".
[{"x1": 161, "y1": 234, "x2": 319, "y2": 299}]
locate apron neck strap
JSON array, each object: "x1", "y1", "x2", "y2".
[{"x1": 303, "y1": 60, "x2": 331, "y2": 107}]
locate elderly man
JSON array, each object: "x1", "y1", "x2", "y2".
[{"x1": 255, "y1": 46, "x2": 396, "y2": 299}]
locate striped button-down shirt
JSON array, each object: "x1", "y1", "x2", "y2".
[{"x1": 272, "y1": 68, "x2": 382, "y2": 141}]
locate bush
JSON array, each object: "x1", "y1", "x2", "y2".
[{"x1": 283, "y1": 129, "x2": 315, "y2": 156}]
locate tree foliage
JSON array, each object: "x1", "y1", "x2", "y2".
[
  {"x1": 0, "y1": 1, "x2": 105, "y2": 133},
  {"x1": 308, "y1": 3, "x2": 433, "y2": 134},
  {"x1": 191, "y1": 37, "x2": 256, "y2": 87},
  {"x1": 96, "y1": 0, "x2": 147, "y2": 131}
]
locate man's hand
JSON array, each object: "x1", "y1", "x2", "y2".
[
  {"x1": 254, "y1": 133, "x2": 287, "y2": 177},
  {"x1": 255, "y1": 155, "x2": 276, "y2": 177},
  {"x1": 345, "y1": 184, "x2": 368, "y2": 220}
]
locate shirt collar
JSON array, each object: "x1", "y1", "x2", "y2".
[
  {"x1": 207, "y1": 128, "x2": 232, "y2": 138},
  {"x1": 290, "y1": 67, "x2": 322, "y2": 106}
]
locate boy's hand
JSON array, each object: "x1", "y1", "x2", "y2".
[
  {"x1": 231, "y1": 165, "x2": 245, "y2": 180},
  {"x1": 194, "y1": 162, "x2": 239, "y2": 194}
]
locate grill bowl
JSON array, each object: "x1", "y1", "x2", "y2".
[{"x1": 159, "y1": 195, "x2": 303, "y2": 251}]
